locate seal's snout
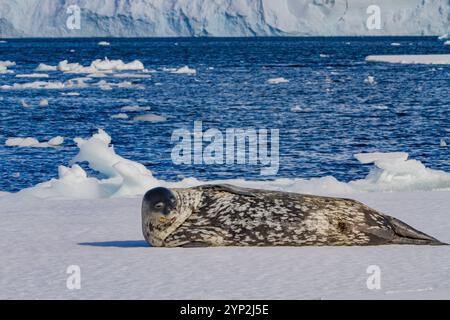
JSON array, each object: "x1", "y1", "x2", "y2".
[{"x1": 143, "y1": 187, "x2": 177, "y2": 216}]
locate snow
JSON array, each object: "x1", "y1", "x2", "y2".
[
  {"x1": 0, "y1": 0, "x2": 448, "y2": 37},
  {"x1": 267, "y1": 77, "x2": 289, "y2": 84},
  {"x1": 0, "y1": 190, "x2": 449, "y2": 299},
  {"x1": 366, "y1": 54, "x2": 450, "y2": 65},
  {"x1": 133, "y1": 114, "x2": 167, "y2": 123},
  {"x1": 2, "y1": 129, "x2": 450, "y2": 298}
]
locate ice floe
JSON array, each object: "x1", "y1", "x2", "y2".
[
  {"x1": 364, "y1": 75, "x2": 376, "y2": 85},
  {"x1": 366, "y1": 54, "x2": 450, "y2": 65},
  {"x1": 98, "y1": 41, "x2": 110, "y2": 46},
  {"x1": 133, "y1": 114, "x2": 167, "y2": 122},
  {"x1": 164, "y1": 66, "x2": 197, "y2": 75},
  {"x1": 120, "y1": 105, "x2": 151, "y2": 112},
  {"x1": 9, "y1": 130, "x2": 450, "y2": 200},
  {"x1": 111, "y1": 113, "x2": 129, "y2": 119},
  {"x1": 444, "y1": 40, "x2": 450, "y2": 46},
  {"x1": 39, "y1": 98, "x2": 49, "y2": 107},
  {"x1": 267, "y1": 77, "x2": 289, "y2": 84},
  {"x1": 440, "y1": 139, "x2": 448, "y2": 147},
  {"x1": 16, "y1": 73, "x2": 49, "y2": 78},
  {"x1": 438, "y1": 33, "x2": 449, "y2": 40},
  {"x1": 58, "y1": 58, "x2": 145, "y2": 74},
  {"x1": 35, "y1": 63, "x2": 57, "y2": 71},
  {"x1": 5, "y1": 136, "x2": 64, "y2": 148},
  {"x1": 0, "y1": 60, "x2": 16, "y2": 67}
]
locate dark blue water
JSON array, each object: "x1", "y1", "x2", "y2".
[{"x1": 0, "y1": 37, "x2": 449, "y2": 192}]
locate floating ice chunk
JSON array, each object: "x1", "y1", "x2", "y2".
[
  {"x1": 111, "y1": 113, "x2": 129, "y2": 119},
  {"x1": 5, "y1": 136, "x2": 64, "y2": 148},
  {"x1": 267, "y1": 77, "x2": 289, "y2": 84},
  {"x1": 35, "y1": 63, "x2": 57, "y2": 71},
  {"x1": 120, "y1": 105, "x2": 151, "y2": 112},
  {"x1": 5, "y1": 137, "x2": 40, "y2": 147},
  {"x1": 290, "y1": 105, "x2": 312, "y2": 113},
  {"x1": 0, "y1": 40, "x2": 7, "y2": 43},
  {"x1": 0, "y1": 65, "x2": 13, "y2": 74},
  {"x1": 165, "y1": 66, "x2": 196, "y2": 75},
  {"x1": 62, "y1": 92, "x2": 80, "y2": 96},
  {"x1": 440, "y1": 139, "x2": 448, "y2": 147},
  {"x1": 98, "y1": 41, "x2": 110, "y2": 46},
  {"x1": 351, "y1": 152, "x2": 450, "y2": 192},
  {"x1": 113, "y1": 73, "x2": 151, "y2": 78},
  {"x1": 364, "y1": 75, "x2": 376, "y2": 85},
  {"x1": 1, "y1": 81, "x2": 66, "y2": 90},
  {"x1": 39, "y1": 98, "x2": 49, "y2": 107},
  {"x1": 0, "y1": 60, "x2": 16, "y2": 67},
  {"x1": 390, "y1": 42, "x2": 401, "y2": 46},
  {"x1": 133, "y1": 114, "x2": 167, "y2": 122},
  {"x1": 355, "y1": 152, "x2": 409, "y2": 164},
  {"x1": 438, "y1": 33, "x2": 449, "y2": 40},
  {"x1": 20, "y1": 99, "x2": 30, "y2": 108},
  {"x1": 319, "y1": 54, "x2": 329, "y2": 58},
  {"x1": 47, "y1": 136, "x2": 64, "y2": 146},
  {"x1": 16, "y1": 73, "x2": 49, "y2": 78},
  {"x1": 366, "y1": 54, "x2": 450, "y2": 65},
  {"x1": 444, "y1": 40, "x2": 450, "y2": 46}
]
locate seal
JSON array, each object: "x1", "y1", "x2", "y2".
[{"x1": 141, "y1": 184, "x2": 446, "y2": 247}]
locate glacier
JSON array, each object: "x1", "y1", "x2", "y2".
[{"x1": 0, "y1": 0, "x2": 449, "y2": 37}]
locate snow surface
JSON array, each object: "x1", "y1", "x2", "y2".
[
  {"x1": 1, "y1": 129, "x2": 450, "y2": 299},
  {"x1": 366, "y1": 54, "x2": 450, "y2": 65},
  {"x1": 0, "y1": 0, "x2": 448, "y2": 37},
  {"x1": 0, "y1": 191, "x2": 449, "y2": 299}
]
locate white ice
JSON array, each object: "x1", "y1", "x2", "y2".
[
  {"x1": 35, "y1": 63, "x2": 57, "y2": 71},
  {"x1": 267, "y1": 77, "x2": 289, "y2": 84},
  {"x1": 16, "y1": 73, "x2": 49, "y2": 78},
  {"x1": 366, "y1": 54, "x2": 450, "y2": 65},
  {"x1": 5, "y1": 136, "x2": 64, "y2": 148},
  {"x1": 133, "y1": 114, "x2": 167, "y2": 122},
  {"x1": 98, "y1": 41, "x2": 110, "y2": 46},
  {"x1": 164, "y1": 66, "x2": 197, "y2": 75},
  {"x1": 120, "y1": 105, "x2": 151, "y2": 112},
  {"x1": 111, "y1": 113, "x2": 129, "y2": 119}
]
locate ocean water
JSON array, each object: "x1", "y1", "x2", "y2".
[{"x1": 0, "y1": 37, "x2": 449, "y2": 193}]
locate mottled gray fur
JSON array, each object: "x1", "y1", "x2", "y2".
[{"x1": 142, "y1": 184, "x2": 445, "y2": 247}]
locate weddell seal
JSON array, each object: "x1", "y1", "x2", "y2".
[{"x1": 141, "y1": 184, "x2": 446, "y2": 247}]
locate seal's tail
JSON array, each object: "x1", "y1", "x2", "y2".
[{"x1": 387, "y1": 216, "x2": 447, "y2": 245}]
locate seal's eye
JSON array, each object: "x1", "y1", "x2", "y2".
[{"x1": 154, "y1": 202, "x2": 164, "y2": 209}]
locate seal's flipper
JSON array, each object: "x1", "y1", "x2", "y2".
[
  {"x1": 196, "y1": 184, "x2": 257, "y2": 197},
  {"x1": 387, "y1": 216, "x2": 447, "y2": 245},
  {"x1": 181, "y1": 241, "x2": 210, "y2": 248}
]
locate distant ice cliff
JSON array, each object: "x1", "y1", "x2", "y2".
[{"x1": 0, "y1": 0, "x2": 449, "y2": 37}]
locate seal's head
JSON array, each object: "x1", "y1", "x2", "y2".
[
  {"x1": 142, "y1": 187, "x2": 177, "y2": 225},
  {"x1": 142, "y1": 186, "x2": 203, "y2": 247}
]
